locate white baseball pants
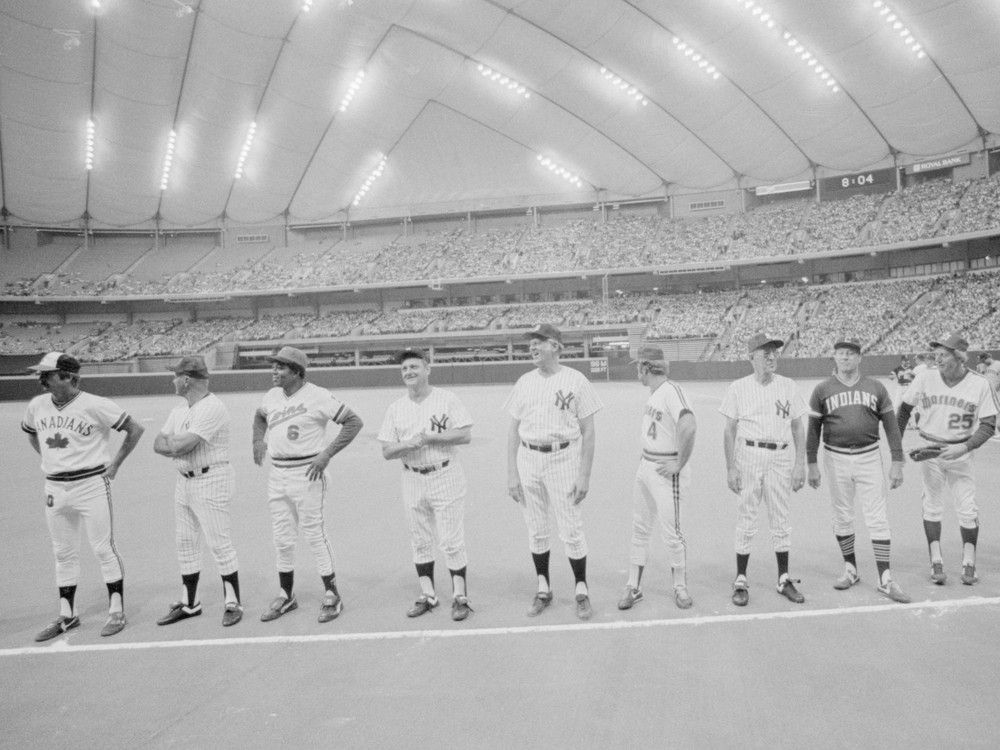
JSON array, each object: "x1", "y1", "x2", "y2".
[
  {"x1": 734, "y1": 445, "x2": 792, "y2": 554},
  {"x1": 517, "y1": 443, "x2": 587, "y2": 558},
  {"x1": 823, "y1": 448, "x2": 891, "y2": 539},
  {"x1": 920, "y1": 453, "x2": 979, "y2": 528},
  {"x1": 267, "y1": 466, "x2": 335, "y2": 576},
  {"x1": 44, "y1": 474, "x2": 124, "y2": 587},
  {"x1": 173, "y1": 464, "x2": 239, "y2": 576},
  {"x1": 629, "y1": 460, "x2": 687, "y2": 570},
  {"x1": 401, "y1": 463, "x2": 467, "y2": 569}
]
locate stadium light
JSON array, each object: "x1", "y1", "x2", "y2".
[
  {"x1": 160, "y1": 130, "x2": 177, "y2": 191},
  {"x1": 871, "y1": 1, "x2": 926, "y2": 59},
  {"x1": 339, "y1": 70, "x2": 365, "y2": 112},
  {"x1": 302, "y1": 0, "x2": 314, "y2": 11},
  {"x1": 352, "y1": 154, "x2": 386, "y2": 207},
  {"x1": 475, "y1": 63, "x2": 531, "y2": 99},
  {"x1": 670, "y1": 37, "x2": 722, "y2": 81},
  {"x1": 598, "y1": 65, "x2": 649, "y2": 105},
  {"x1": 234, "y1": 121, "x2": 256, "y2": 179},
  {"x1": 536, "y1": 154, "x2": 583, "y2": 188},
  {"x1": 85, "y1": 119, "x2": 95, "y2": 171}
]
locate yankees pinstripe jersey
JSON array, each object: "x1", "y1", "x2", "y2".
[
  {"x1": 377, "y1": 387, "x2": 472, "y2": 466},
  {"x1": 719, "y1": 374, "x2": 807, "y2": 441},
  {"x1": 504, "y1": 366, "x2": 603, "y2": 442},
  {"x1": 902, "y1": 368, "x2": 998, "y2": 442},
  {"x1": 807, "y1": 375, "x2": 897, "y2": 454},
  {"x1": 161, "y1": 393, "x2": 231, "y2": 473},
  {"x1": 260, "y1": 382, "x2": 347, "y2": 459},
  {"x1": 21, "y1": 392, "x2": 129, "y2": 475},
  {"x1": 641, "y1": 380, "x2": 692, "y2": 458}
]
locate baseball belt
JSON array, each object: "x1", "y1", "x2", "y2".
[
  {"x1": 745, "y1": 439, "x2": 788, "y2": 451},
  {"x1": 824, "y1": 443, "x2": 879, "y2": 456},
  {"x1": 179, "y1": 462, "x2": 229, "y2": 478},
  {"x1": 46, "y1": 465, "x2": 106, "y2": 482},
  {"x1": 403, "y1": 460, "x2": 450, "y2": 475},
  {"x1": 522, "y1": 440, "x2": 570, "y2": 453}
]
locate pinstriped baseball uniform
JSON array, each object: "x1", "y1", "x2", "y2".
[
  {"x1": 21, "y1": 392, "x2": 128, "y2": 586},
  {"x1": 719, "y1": 374, "x2": 807, "y2": 554},
  {"x1": 505, "y1": 366, "x2": 603, "y2": 557},
  {"x1": 260, "y1": 382, "x2": 348, "y2": 576},
  {"x1": 630, "y1": 380, "x2": 692, "y2": 571},
  {"x1": 378, "y1": 387, "x2": 472, "y2": 569},
  {"x1": 161, "y1": 393, "x2": 238, "y2": 576}
]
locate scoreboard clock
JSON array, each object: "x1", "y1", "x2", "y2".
[{"x1": 820, "y1": 168, "x2": 896, "y2": 197}]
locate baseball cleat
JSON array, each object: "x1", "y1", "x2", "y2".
[
  {"x1": 961, "y1": 564, "x2": 978, "y2": 586},
  {"x1": 617, "y1": 586, "x2": 643, "y2": 610},
  {"x1": 318, "y1": 591, "x2": 343, "y2": 623},
  {"x1": 222, "y1": 602, "x2": 244, "y2": 627},
  {"x1": 575, "y1": 593, "x2": 593, "y2": 621},
  {"x1": 451, "y1": 595, "x2": 473, "y2": 622},
  {"x1": 527, "y1": 591, "x2": 553, "y2": 617},
  {"x1": 157, "y1": 601, "x2": 202, "y2": 626},
  {"x1": 100, "y1": 611, "x2": 126, "y2": 638},
  {"x1": 673, "y1": 585, "x2": 693, "y2": 610},
  {"x1": 260, "y1": 594, "x2": 298, "y2": 622},
  {"x1": 777, "y1": 575, "x2": 805, "y2": 604},
  {"x1": 731, "y1": 575, "x2": 749, "y2": 607},
  {"x1": 833, "y1": 567, "x2": 860, "y2": 590},
  {"x1": 877, "y1": 580, "x2": 912, "y2": 604},
  {"x1": 406, "y1": 594, "x2": 439, "y2": 618},
  {"x1": 35, "y1": 615, "x2": 80, "y2": 643},
  {"x1": 930, "y1": 562, "x2": 947, "y2": 585}
]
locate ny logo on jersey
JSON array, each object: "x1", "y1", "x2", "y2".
[
  {"x1": 430, "y1": 414, "x2": 449, "y2": 433},
  {"x1": 554, "y1": 390, "x2": 575, "y2": 411},
  {"x1": 775, "y1": 400, "x2": 790, "y2": 419},
  {"x1": 45, "y1": 432, "x2": 69, "y2": 449}
]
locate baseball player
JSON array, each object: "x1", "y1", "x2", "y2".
[
  {"x1": 21, "y1": 352, "x2": 144, "y2": 641},
  {"x1": 978, "y1": 352, "x2": 1000, "y2": 437},
  {"x1": 253, "y1": 346, "x2": 363, "y2": 622},
  {"x1": 897, "y1": 334, "x2": 998, "y2": 585},
  {"x1": 506, "y1": 323, "x2": 603, "y2": 620},
  {"x1": 617, "y1": 345, "x2": 696, "y2": 612},
  {"x1": 153, "y1": 356, "x2": 243, "y2": 627},
  {"x1": 378, "y1": 348, "x2": 474, "y2": 621},
  {"x1": 890, "y1": 357, "x2": 914, "y2": 414},
  {"x1": 806, "y1": 339, "x2": 910, "y2": 603},
  {"x1": 720, "y1": 333, "x2": 808, "y2": 607}
]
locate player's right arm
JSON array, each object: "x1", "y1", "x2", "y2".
[
  {"x1": 252, "y1": 407, "x2": 268, "y2": 466},
  {"x1": 723, "y1": 416, "x2": 741, "y2": 493},
  {"x1": 507, "y1": 418, "x2": 524, "y2": 504},
  {"x1": 27, "y1": 432, "x2": 40, "y2": 455}
]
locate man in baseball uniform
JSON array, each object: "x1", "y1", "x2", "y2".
[
  {"x1": 506, "y1": 323, "x2": 603, "y2": 620},
  {"x1": 890, "y1": 357, "x2": 914, "y2": 414},
  {"x1": 378, "y1": 348, "x2": 474, "y2": 621},
  {"x1": 897, "y1": 333, "x2": 998, "y2": 585},
  {"x1": 806, "y1": 339, "x2": 910, "y2": 603},
  {"x1": 153, "y1": 356, "x2": 243, "y2": 627},
  {"x1": 978, "y1": 353, "x2": 1000, "y2": 437},
  {"x1": 253, "y1": 346, "x2": 363, "y2": 622},
  {"x1": 21, "y1": 352, "x2": 144, "y2": 641},
  {"x1": 617, "y1": 345, "x2": 696, "y2": 612},
  {"x1": 720, "y1": 334, "x2": 808, "y2": 607}
]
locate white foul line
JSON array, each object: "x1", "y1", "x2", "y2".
[{"x1": 3, "y1": 595, "x2": 998, "y2": 659}]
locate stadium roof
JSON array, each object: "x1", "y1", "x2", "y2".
[{"x1": 1, "y1": 0, "x2": 999, "y2": 229}]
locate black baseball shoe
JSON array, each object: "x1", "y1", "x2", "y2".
[{"x1": 157, "y1": 601, "x2": 202, "y2": 626}]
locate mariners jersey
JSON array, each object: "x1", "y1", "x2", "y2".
[
  {"x1": 259, "y1": 382, "x2": 348, "y2": 459},
  {"x1": 719, "y1": 374, "x2": 807, "y2": 442},
  {"x1": 641, "y1": 380, "x2": 692, "y2": 457},
  {"x1": 504, "y1": 365, "x2": 603, "y2": 442},
  {"x1": 902, "y1": 368, "x2": 998, "y2": 442},
  {"x1": 807, "y1": 375, "x2": 902, "y2": 461},
  {"x1": 161, "y1": 393, "x2": 231, "y2": 473},
  {"x1": 21, "y1": 391, "x2": 129, "y2": 476},
  {"x1": 377, "y1": 387, "x2": 473, "y2": 466}
]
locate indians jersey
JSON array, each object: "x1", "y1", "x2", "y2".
[
  {"x1": 377, "y1": 387, "x2": 473, "y2": 466},
  {"x1": 719, "y1": 374, "x2": 807, "y2": 442},
  {"x1": 641, "y1": 380, "x2": 692, "y2": 458},
  {"x1": 504, "y1": 366, "x2": 603, "y2": 442},
  {"x1": 902, "y1": 368, "x2": 998, "y2": 442},
  {"x1": 807, "y1": 375, "x2": 902, "y2": 459},
  {"x1": 161, "y1": 393, "x2": 231, "y2": 473},
  {"x1": 21, "y1": 391, "x2": 129, "y2": 475},
  {"x1": 260, "y1": 382, "x2": 347, "y2": 459}
]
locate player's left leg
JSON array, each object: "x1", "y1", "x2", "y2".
[
  {"x1": 944, "y1": 456, "x2": 980, "y2": 584},
  {"x1": 545, "y1": 448, "x2": 591, "y2": 619},
  {"x1": 79, "y1": 476, "x2": 126, "y2": 636},
  {"x1": 856, "y1": 450, "x2": 910, "y2": 602},
  {"x1": 652, "y1": 468, "x2": 692, "y2": 609},
  {"x1": 428, "y1": 468, "x2": 472, "y2": 621},
  {"x1": 296, "y1": 473, "x2": 343, "y2": 621},
  {"x1": 193, "y1": 467, "x2": 242, "y2": 624},
  {"x1": 763, "y1": 458, "x2": 803, "y2": 603}
]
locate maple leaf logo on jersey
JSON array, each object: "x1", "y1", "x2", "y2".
[
  {"x1": 554, "y1": 390, "x2": 575, "y2": 411},
  {"x1": 430, "y1": 414, "x2": 449, "y2": 433},
  {"x1": 46, "y1": 432, "x2": 70, "y2": 449}
]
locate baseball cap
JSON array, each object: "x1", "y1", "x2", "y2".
[
  {"x1": 171, "y1": 355, "x2": 209, "y2": 378},
  {"x1": 630, "y1": 345, "x2": 666, "y2": 364},
  {"x1": 269, "y1": 345, "x2": 309, "y2": 372},
  {"x1": 833, "y1": 338, "x2": 863, "y2": 353},
  {"x1": 525, "y1": 323, "x2": 563, "y2": 344},
  {"x1": 747, "y1": 333, "x2": 783, "y2": 353},
  {"x1": 396, "y1": 347, "x2": 429, "y2": 364},
  {"x1": 929, "y1": 333, "x2": 969, "y2": 353},
  {"x1": 28, "y1": 352, "x2": 81, "y2": 374}
]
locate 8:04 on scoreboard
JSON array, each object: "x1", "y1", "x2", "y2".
[{"x1": 820, "y1": 168, "x2": 896, "y2": 197}]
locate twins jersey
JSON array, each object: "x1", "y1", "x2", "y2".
[
  {"x1": 808, "y1": 375, "x2": 900, "y2": 457},
  {"x1": 21, "y1": 391, "x2": 129, "y2": 475},
  {"x1": 260, "y1": 382, "x2": 346, "y2": 459},
  {"x1": 719, "y1": 374, "x2": 807, "y2": 441},
  {"x1": 161, "y1": 393, "x2": 231, "y2": 473},
  {"x1": 377, "y1": 387, "x2": 473, "y2": 466},
  {"x1": 641, "y1": 380, "x2": 692, "y2": 459},
  {"x1": 902, "y1": 368, "x2": 998, "y2": 442},
  {"x1": 504, "y1": 366, "x2": 603, "y2": 442}
]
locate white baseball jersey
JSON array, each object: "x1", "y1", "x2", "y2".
[
  {"x1": 641, "y1": 380, "x2": 692, "y2": 460},
  {"x1": 161, "y1": 393, "x2": 231, "y2": 473},
  {"x1": 982, "y1": 361, "x2": 1000, "y2": 393},
  {"x1": 902, "y1": 369, "x2": 998, "y2": 443},
  {"x1": 21, "y1": 392, "x2": 129, "y2": 476},
  {"x1": 377, "y1": 387, "x2": 473, "y2": 467},
  {"x1": 719, "y1": 374, "x2": 808, "y2": 442},
  {"x1": 504, "y1": 366, "x2": 602, "y2": 442},
  {"x1": 260, "y1": 382, "x2": 346, "y2": 460}
]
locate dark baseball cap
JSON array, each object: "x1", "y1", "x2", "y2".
[
  {"x1": 28, "y1": 352, "x2": 81, "y2": 374},
  {"x1": 929, "y1": 333, "x2": 969, "y2": 353},
  {"x1": 525, "y1": 323, "x2": 563, "y2": 344},
  {"x1": 171, "y1": 355, "x2": 209, "y2": 378},
  {"x1": 269, "y1": 345, "x2": 309, "y2": 372},
  {"x1": 396, "y1": 347, "x2": 429, "y2": 364},
  {"x1": 630, "y1": 345, "x2": 666, "y2": 364},
  {"x1": 833, "y1": 339, "x2": 863, "y2": 353},
  {"x1": 747, "y1": 333, "x2": 783, "y2": 353}
]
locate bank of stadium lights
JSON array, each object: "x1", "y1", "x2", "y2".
[
  {"x1": 172, "y1": 0, "x2": 193, "y2": 17},
  {"x1": 670, "y1": 38, "x2": 721, "y2": 80},
  {"x1": 159, "y1": 130, "x2": 176, "y2": 191},
  {"x1": 599, "y1": 67, "x2": 648, "y2": 105},
  {"x1": 339, "y1": 71, "x2": 365, "y2": 112},
  {"x1": 302, "y1": 0, "x2": 314, "y2": 11},
  {"x1": 476, "y1": 64, "x2": 530, "y2": 99},
  {"x1": 872, "y1": 1, "x2": 925, "y2": 58},
  {"x1": 84, "y1": 119, "x2": 95, "y2": 171},
  {"x1": 234, "y1": 122, "x2": 256, "y2": 179},
  {"x1": 352, "y1": 154, "x2": 386, "y2": 207},
  {"x1": 536, "y1": 155, "x2": 583, "y2": 188},
  {"x1": 735, "y1": 1, "x2": 840, "y2": 93}
]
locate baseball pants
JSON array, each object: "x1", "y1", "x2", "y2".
[
  {"x1": 44, "y1": 474, "x2": 124, "y2": 587},
  {"x1": 517, "y1": 443, "x2": 587, "y2": 558},
  {"x1": 174, "y1": 464, "x2": 239, "y2": 576},
  {"x1": 920, "y1": 454, "x2": 978, "y2": 528},
  {"x1": 734, "y1": 446, "x2": 792, "y2": 554},
  {"x1": 401, "y1": 463, "x2": 468, "y2": 569},
  {"x1": 629, "y1": 460, "x2": 687, "y2": 570},
  {"x1": 267, "y1": 466, "x2": 335, "y2": 576},
  {"x1": 823, "y1": 448, "x2": 891, "y2": 539}
]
